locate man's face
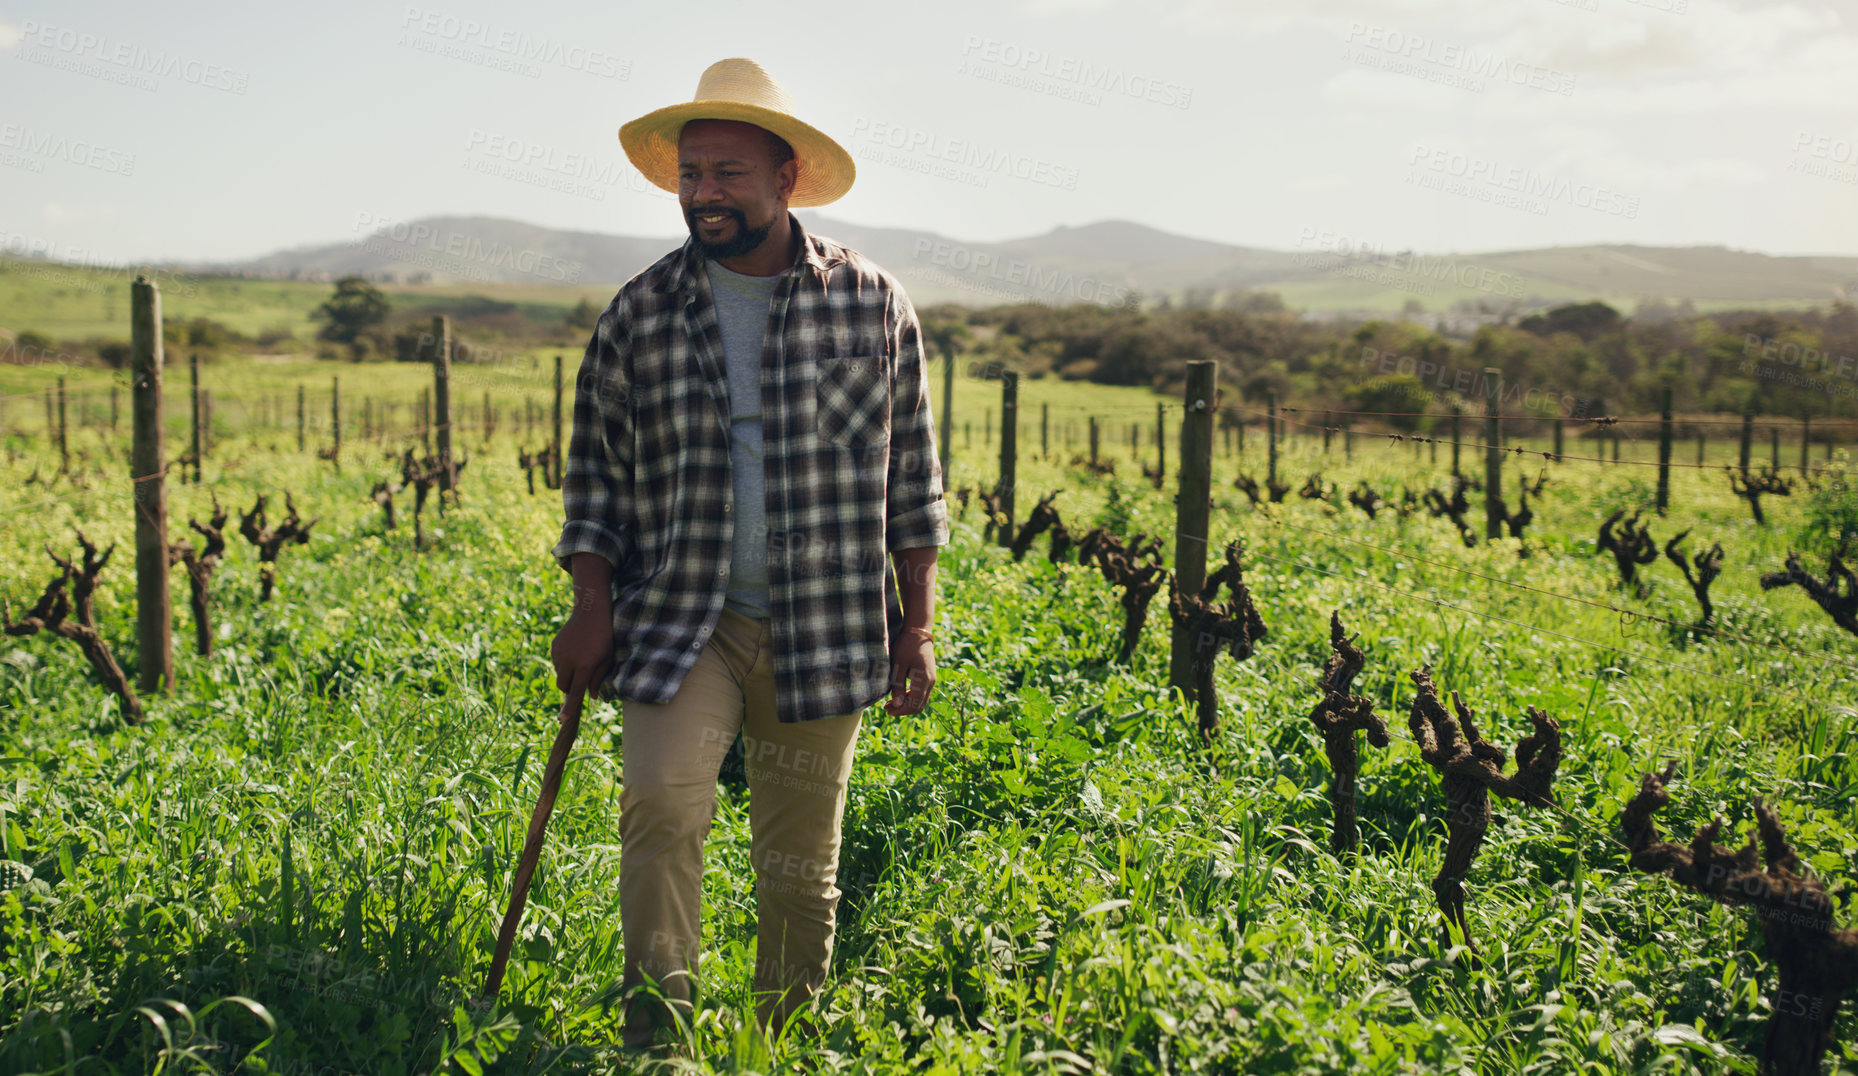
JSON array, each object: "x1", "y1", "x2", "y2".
[{"x1": 677, "y1": 119, "x2": 796, "y2": 260}]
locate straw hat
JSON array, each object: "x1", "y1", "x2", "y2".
[{"x1": 619, "y1": 57, "x2": 855, "y2": 208}]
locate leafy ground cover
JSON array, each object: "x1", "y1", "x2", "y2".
[{"x1": 3, "y1": 380, "x2": 1857, "y2": 1074}]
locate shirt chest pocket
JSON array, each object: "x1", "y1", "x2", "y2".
[{"x1": 816, "y1": 354, "x2": 889, "y2": 449}]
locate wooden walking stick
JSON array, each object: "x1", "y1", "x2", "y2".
[{"x1": 484, "y1": 688, "x2": 585, "y2": 999}]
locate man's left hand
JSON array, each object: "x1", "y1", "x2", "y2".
[{"x1": 883, "y1": 637, "x2": 935, "y2": 715}]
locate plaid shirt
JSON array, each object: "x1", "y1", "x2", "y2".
[{"x1": 552, "y1": 213, "x2": 949, "y2": 723}]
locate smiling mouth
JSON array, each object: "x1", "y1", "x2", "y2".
[{"x1": 695, "y1": 212, "x2": 735, "y2": 226}]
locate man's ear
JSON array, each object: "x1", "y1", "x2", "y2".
[{"x1": 776, "y1": 158, "x2": 799, "y2": 204}]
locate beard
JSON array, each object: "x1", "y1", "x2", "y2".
[{"x1": 684, "y1": 206, "x2": 773, "y2": 260}]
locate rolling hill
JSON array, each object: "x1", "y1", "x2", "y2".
[{"x1": 91, "y1": 214, "x2": 1858, "y2": 316}]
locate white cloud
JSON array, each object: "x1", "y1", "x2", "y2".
[{"x1": 0, "y1": 18, "x2": 24, "y2": 50}]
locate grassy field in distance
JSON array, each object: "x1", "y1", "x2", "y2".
[{"x1": 0, "y1": 258, "x2": 619, "y2": 342}]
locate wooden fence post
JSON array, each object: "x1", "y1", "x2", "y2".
[
  {"x1": 110, "y1": 384, "x2": 119, "y2": 431},
  {"x1": 1801, "y1": 416, "x2": 1811, "y2": 475},
  {"x1": 939, "y1": 351, "x2": 954, "y2": 478},
  {"x1": 1170, "y1": 361, "x2": 1215, "y2": 697},
  {"x1": 1484, "y1": 368, "x2": 1502, "y2": 540},
  {"x1": 1155, "y1": 402, "x2": 1165, "y2": 488},
  {"x1": 998, "y1": 373, "x2": 1017, "y2": 548},
  {"x1": 1267, "y1": 392, "x2": 1279, "y2": 488},
  {"x1": 56, "y1": 376, "x2": 68, "y2": 474},
  {"x1": 297, "y1": 384, "x2": 305, "y2": 453},
  {"x1": 552, "y1": 352, "x2": 564, "y2": 487},
  {"x1": 331, "y1": 376, "x2": 341, "y2": 472},
  {"x1": 433, "y1": 315, "x2": 455, "y2": 499},
  {"x1": 1656, "y1": 387, "x2": 1672, "y2": 513},
  {"x1": 1451, "y1": 406, "x2": 1462, "y2": 477},
  {"x1": 1553, "y1": 418, "x2": 1564, "y2": 459},
  {"x1": 131, "y1": 277, "x2": 173, "y2": 697},
  {"x1": 189, "y1": 354, "x2": 203, "y2": 484},
  {"x1": 1740, "y1": 410, "x2": 1753, "y2": 473},
  {"x1": 1041, "y1": 401, "x2": 1049, "y2": 459},
  {"x1": 1089, "y1": 415, "x2": 1099, "y2": 466}
]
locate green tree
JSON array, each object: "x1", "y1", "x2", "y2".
[
  {"x1": 921, "y1": 316, "x2": 971, "y2": 365},
  {"x1": 1347, "y1": 374, "x2": 1431, "y2": 431},
  {"x1": 312, "y1": 276, "x2": 390, "y2": 347},
  {"x1": 162, "y1": 317, "x2": 236, "y2": 353},
  {"x1": 566, "y1": 296, "x2": 602, "y2": 332},
  {"x1": 11, "y1": 330, "x2": 57, "y2": 360},
  {"x1": 1518, "y1": 301, "x2": 1621, "y2": 343}
]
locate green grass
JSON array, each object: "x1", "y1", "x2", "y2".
[
  {"x1": 0, "y1": 258, "x2": 614, "y2": 342},
  {"x1": 3, "y1": 374, "x2": 1858, "y2": 1073}
]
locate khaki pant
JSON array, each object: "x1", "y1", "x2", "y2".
[{"x1": 617, "y1": 605, "x2": 862, "y2": 1047}]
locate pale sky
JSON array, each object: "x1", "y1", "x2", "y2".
[{"x1": 1, "y1": 0, "x2": 1854, "y2": 266}]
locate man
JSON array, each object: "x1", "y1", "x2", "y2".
[{"x1": 548, "y1": 57, "x2": 948, "y2": 1049}]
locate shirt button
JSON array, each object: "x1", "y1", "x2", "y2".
[
  {"x1": 718, "y1": 566, "x2": 728, "y2": 576},
  {"x1": 724, "y1": 502, "x2": 733, "y2": 513}
]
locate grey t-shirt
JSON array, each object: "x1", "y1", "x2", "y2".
[{"x1": 706, "y1": 259, "x2": 781, "y2": 620}]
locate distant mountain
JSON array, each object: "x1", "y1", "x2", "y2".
[
  {"x1": 228, "y1": 216, "x2": 675, "y2": 290},
  {"x1": 217, "y1": 214, "x2": 1858, "y2": 314}
]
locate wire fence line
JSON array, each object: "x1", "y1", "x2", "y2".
[
  {"x1": 0, "y1": 419, "x2": 490, "y2": 521},
  {"x1": 1248, "y1": 408, "x2": 1855, "y2": 476},
  {"x1": 1248, "y1": 512, "x2": 1858, "y2": 677},
  {"x1": 6, "y1": 379, "x2": 1853, "y2": 726},
  {"x1": 1097, "y1": 508, "x2": 1847, "y2": 709}
]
